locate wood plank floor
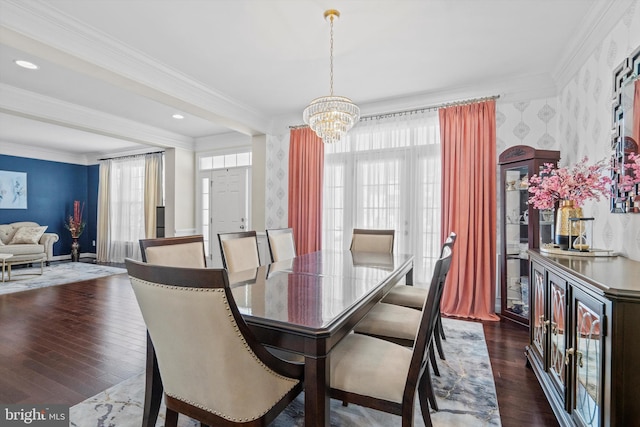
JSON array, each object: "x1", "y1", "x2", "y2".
[{"x1": 0, "y1": 265, "x2": 558, "y2": 426}]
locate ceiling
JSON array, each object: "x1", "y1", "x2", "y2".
[{"x1": 0, "y1": 0, "x2": 620, "y2": 163}]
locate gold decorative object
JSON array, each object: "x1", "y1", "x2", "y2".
[
  {"x1": 303, "y1": 9, "x2": 360, "y2": 144},
  {"x1": 554, "y1": 200, "x2": 582, "y2": 249}
]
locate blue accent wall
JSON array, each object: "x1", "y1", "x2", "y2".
[{"x1": 0, "y1": 155, "x2": 97, "y2": 257}]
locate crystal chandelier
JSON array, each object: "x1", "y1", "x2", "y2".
[{"x1": 303, "y1": 9, "x2": 360, "y2": 144}]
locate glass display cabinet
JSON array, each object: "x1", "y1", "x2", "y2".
[{"x1": 499, "y1": 145, "x2": 560, "y2": 325}]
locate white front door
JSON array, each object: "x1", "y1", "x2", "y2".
[{"x1": 201, "y1": 167, "x2": 250, "y2": 267}]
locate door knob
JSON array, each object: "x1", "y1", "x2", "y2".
[{"x1": 240, "y1": 225, "x2": 245, "y2": 229}]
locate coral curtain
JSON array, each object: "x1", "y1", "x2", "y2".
[
  {"x1": 288, "y1": 128, "x2": 324, "y2": 254},
  {"x1": 439, "y1": 100, "x2": 499, "y2": 321}
]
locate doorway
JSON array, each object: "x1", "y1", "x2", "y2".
[{"x1": 200, "y1": 167, "x2": 250, "y2": 267}]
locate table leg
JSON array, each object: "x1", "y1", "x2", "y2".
[
  {"x1": 405, "y1": 265, "x2": 414, "y2": 286},
  {"x1": 142, "y1": 332, "x2": 163, "y2": 427},
  {"x1": 304, "y1": 354, "x2": 330, "y2": 427}
]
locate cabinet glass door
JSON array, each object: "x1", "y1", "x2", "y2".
[
  {"x1": 504, "y1": 165, "x2": 530, "y2": 319},
  {"x1": 531, "y1": 264, "x2": 546, "y2": 362},
  {"x1": 571, "y1": 288, "x2": 603, "y2": 427},
  {"x1": 548, "y1": 272, "x2": 567, "y2": 399}
]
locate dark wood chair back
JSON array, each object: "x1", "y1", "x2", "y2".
[
  {"x1": 217, "y1": 231, "x2": 260, "y2": 272},
  {"x1": 265, "y1": 228, "x2": 297, "y2": 263},
  {"x1": 139, "y1": 235, "x2": 206, "y2": 268},
  {"x1": 405, "y1": 249, "x2": 453, "y2": 419}
]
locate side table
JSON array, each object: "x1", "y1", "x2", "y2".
[{"x1": 1, "y1": 253, "x2": 14, "y2": 283}]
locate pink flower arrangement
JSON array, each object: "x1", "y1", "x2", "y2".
[
  {"x1": 527, "y1": 157, "x2": 612, "y2": 209},
  {"x1": 620, "y1": 152, "x2": 640, "y2": 191},
  {"x1": 65, "y1": 200, "x2": 86, "y2": 238}
]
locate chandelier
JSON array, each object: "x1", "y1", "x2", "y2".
[{"x1": 303, "y1": 9, "x2": 360, "y2": 144}]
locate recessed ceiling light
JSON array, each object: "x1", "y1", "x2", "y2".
[
  {"x1": 172, "y1": 114, "x2": 184, "y2": 120},
  {"x1": 14, "y1": 60, "x2": 39, "y2": 70}
]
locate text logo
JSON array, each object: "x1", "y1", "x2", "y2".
[{"x1": 1, "y1": 405, "x2": 68, "y2": 426}]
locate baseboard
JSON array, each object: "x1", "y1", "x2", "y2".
[{"x1": 51, "y1": 253, "x2": 97, "y2": 262}]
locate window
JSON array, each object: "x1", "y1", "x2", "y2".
[
  {"x1": 199, "y1": 152, "x2": 252, "y2": 170},
  {"x1": 323, "y1": 111, "x2": 441, "y2": 279}
]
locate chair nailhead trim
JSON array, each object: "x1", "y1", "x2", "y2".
[{"x1": 132, "y1": 277, "x2": 299, "y2": 421}]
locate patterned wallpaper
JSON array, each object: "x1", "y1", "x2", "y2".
[
  {"x1": 265, "y1": 133, "x2": 289, "y2": 229},
  {"x1": 555, "y1": 2, "x2": 640, "y2": 259},
  {"x1": 264, "y1": 2, "x2": 640, "y2": 260},
  {"x1": 493, "y1": 3, "x2": 640, "y2": 260}
]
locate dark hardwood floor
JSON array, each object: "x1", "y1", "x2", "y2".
[
  {"x1": 0, "y1": 264, "x2": 558, "y2": 426},
  {"x1": 483, "y1": 319, "x2": 559, "y2": 427}
]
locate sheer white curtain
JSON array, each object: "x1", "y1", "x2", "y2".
[
  {"x1": 323, "y1": 110, "x2": 441, "y2": 280},
  {"x1": 97, "y1": 153, "x2": 163, "y2": 263}
]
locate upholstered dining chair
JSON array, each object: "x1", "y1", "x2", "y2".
[
  {"x1": 139, "y1": 235, "x2": 207, "y2": 268},
  {"x1": 218, "y1": 231, "x2": 260, "y2": 273},
  {"x1": 138, "y1": 235, "x2": 208, "y2": 427},
  {"x1": 350, "y1": 228, "x2": 395, "y2": 253},
  {"x1": 329, "y1": 250, "x2": 452, "y2": 426},
  {"x1": 125, "y1": 259, "x2": 304, "y2": 427},
  {"x1": 381, "y1": 232, "x2": 457, "y2": 362},
  {"x1": 266, "y1": 228, "x2": 297, "y2": 263},
  {"x1": 352, "y1": 242, "x2": 455, "y2": 409}
]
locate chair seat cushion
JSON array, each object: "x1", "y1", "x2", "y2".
[
  {"x1": 330, "y1": 333, "x2": 412, "y2": 403},
  {"x1": 382, "y1": 285, "x2": 428, "y2": 309},
  {"x1": 354, "y1": 303, "x2": 421, "y2": 342}
]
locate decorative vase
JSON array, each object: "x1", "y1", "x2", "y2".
[
  {"x1": 71, "y1": 238, "x2": 80, "y2": 262},
  {"x1": 554, "y1": 200, "x2": 582, "y2": 250}
]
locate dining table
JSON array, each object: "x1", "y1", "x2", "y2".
[{"x1": 142, "y1": 249, "x2": 414, "y2": 427}]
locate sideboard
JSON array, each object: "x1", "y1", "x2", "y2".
[{"x1": 526, "y1": 250, "x2": 640, "y2": 427}]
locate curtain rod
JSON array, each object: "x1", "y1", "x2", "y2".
[
  {"x1": 97, "y1": 150, "x2": 164, "y2": 162},
  {"x1": 360, "y1": 94, "x2": 500, "y2": 121},
  {"x1": 288, "y1": 94, "x2": 500, "y2": 128}
]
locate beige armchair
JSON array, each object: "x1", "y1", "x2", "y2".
[{"x1": 125, "y1": 259, "x2": 304, "y2": 427}]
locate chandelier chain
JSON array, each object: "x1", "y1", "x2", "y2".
[
  {"x1": 329, "y1": 15, "x2": 334, "y2": 96},
  {"x1": 302, "y1": 9, "x2": 359, "y2": 144}
]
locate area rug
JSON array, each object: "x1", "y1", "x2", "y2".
[
  {"x1": 70, "y1": 318, "x2": 500, "y2": 426},
  {"x1": 0, "y1": 262, "x2": 126, "y2": 295}
]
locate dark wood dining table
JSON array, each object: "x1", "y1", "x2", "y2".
[{"x1": 142, "y1": 250, "x2": 414, "y2": 427}]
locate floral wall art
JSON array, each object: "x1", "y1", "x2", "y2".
[{"x1": 0, "y1": 170, "x2": 27, "y2": 209}]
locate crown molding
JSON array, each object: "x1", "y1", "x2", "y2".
[
  {"x1": 553, "y1": 0, "x2": 633, "y2": 88},
  {"x1": 0, "y1": 140, "x2": 90, "y2": 165},
  {"x1": 0, "y1": 84, "x2": 194, "y2": 150},
  {"x1": 0, "y1": 0, "x2": 269, "y2": 136},
  {"x1": 268, "y1": 71, "x2": 558, "y2": 132}
]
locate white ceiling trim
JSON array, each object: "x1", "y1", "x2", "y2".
[
  {"x1": 0, "y1": 83, "x2": 193, "y2": 150},
  {"x1": 268, "y1": 70, "x2": 558, "y2": 134},
  {"x1": 0, "y1": 140, "x2": 90, "y2": 165},
  {"x1": 0, "y1": 0, "x2": 269, "y2": 136},
  {"x1": 552, "y1": 0, "x2": 633, "y2": 88}
]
